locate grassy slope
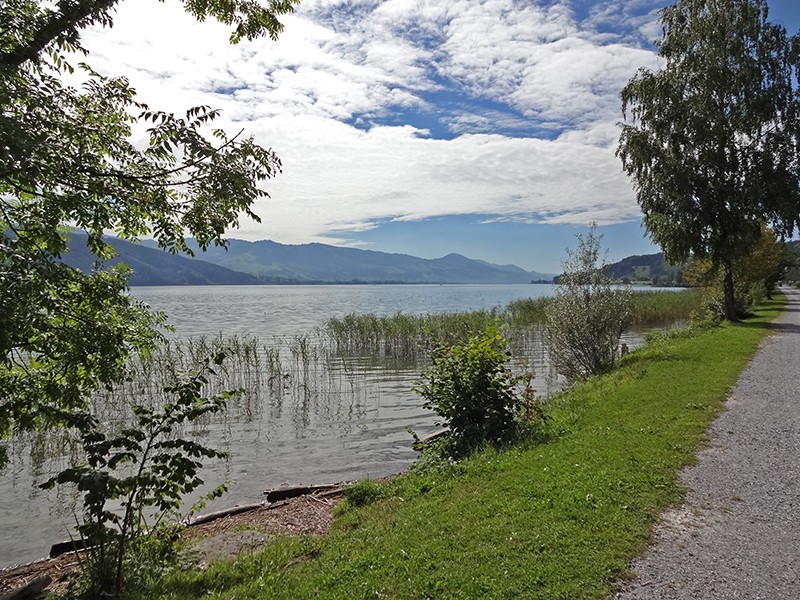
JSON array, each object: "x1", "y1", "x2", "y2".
[{"x1": 154, "y1": 296, "x2": 784, "y2": 600}]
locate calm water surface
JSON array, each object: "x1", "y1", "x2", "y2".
[
  {"x1": 0, "y1": 284, "x2": 642, "y2": 567},
  {"x1": 135, "y1": 283, "x2": 553, "y2": 337}
]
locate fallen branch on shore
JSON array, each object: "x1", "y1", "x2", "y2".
[
  {"x1": 0, "y1": 575, "x2": 51, "y2": 600},
  {"x1": 263, "y1": 483, "x2": 342, "y2": 503},
  {"x1": 47, "y1": 484, "x2": 346, "y2": 559}
]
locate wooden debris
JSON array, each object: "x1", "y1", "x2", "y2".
[
  {"x1": 263, "y1": 484, "x2": 340, "y2": 503},
  {"x1": 421, "y1": 429, "x2": 448, "y2": 443},
  {"x1": 48, "y1": 539, "x2": 85, "y2": 560},
  {"x1": 187, "y1": 502, "x2": 265, "y2": 526},
  {"x1": 0, "y1": 575, "x2": 51, "y2": 600}
]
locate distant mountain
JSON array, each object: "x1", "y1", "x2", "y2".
[
  {"x1": 62, "y1": 233, "x2": 260, "y2": 285},
  {"x1": 606, "y1": 252, "x2": 686, "y2": 286},
  {"x1": 168, "y1": 238, "x2": 555, "y2": 284}
]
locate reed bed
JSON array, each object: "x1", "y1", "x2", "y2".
[
  {"x1": 505, "y1": 296, "x2": 550, "y2": 328},
  {"x1": 324, "y1": 289, "x2": 703, "y2": 358},
  {"x1": 629, "y1": 288, "x2": 704, "y2": 327},
  {"x1": 89, "y1": 332, "x2": 368, "y2": 434},
  {"x1": 321, "y1": 309, "x2": 500, "y2": 358},
  {"x1": 81, "y1": 289, "x2": 702, "y2": 443}
]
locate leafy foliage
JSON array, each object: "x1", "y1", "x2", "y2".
[
  {"x1": 784, "y1": 241, "x2": 800, "y2": 283},
  {"x1": 0, "y1": 254, "x2": 164, "y2": 465},
  {"x1": 685, "y1": 224, "x2": 785, "y2": 318},
  {"x1": 41, "y1": 354, "x2": 236, "y2": 598},
  {"x1": 0, "y1": 0, "x2": 295, "y2": 464},
  {"x1": 545, "y1": 225, "x2": 633, "y2": 382},
  {"x1": 618, "y1": 0, "x2": 800, "y2": 320},
  {"x1": 0, "y1": 0, "x2": 298, "y2": 71},
  {"x1": 413, "y1": 323, "x2": 537, "y2": 458}
]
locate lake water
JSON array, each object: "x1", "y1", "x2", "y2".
[
  {"x1": 0, "y1": 284, "x2": 649, "y2": 567},
  {"x1": 131, "y1": 283, "x2": 555, "y2": 337}
]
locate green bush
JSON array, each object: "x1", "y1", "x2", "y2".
[
  {"x1": 545, "y1": 225, "x2": 633, "y2": 382},
  {"x1": 701, "y1": 281, "x2": 766, "y2": 321},
  {"x1": 41, "y1": 354, "x2": 236, "y2": 599},
  {"x1": 413, "y1": 323, "x2": 534, "y2": 458}
]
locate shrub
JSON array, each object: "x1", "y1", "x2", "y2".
[
  {"x1": 545, "y1": 225, "x2": 633, "y2": 383},
  {"x1": 413, "y1": 323, "x2": 534, "y2": 458},
  {"x1": 41, "y1": 353, "x2": 236, "y2": 599},
  {"x1": 701, "y1": 280, "x2": 765, "y2": 321}
]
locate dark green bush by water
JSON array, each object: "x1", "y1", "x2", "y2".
[{"x1": 412, "y1": 324, "x2": 527, "y2": 457}]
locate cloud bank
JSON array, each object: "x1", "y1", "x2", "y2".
[{"x1": 83, "y1": 0, "x2": 665, "y2": 246}]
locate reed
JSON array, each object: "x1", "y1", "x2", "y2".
[
  {"x1": 322, "y1": 289, "x2": 702, "y2": 359},
  {"x1": 321, "y1": 309, "x2": 499, "y2": 358},
  {"x1": 85, "y1": 289, "x2": 703, "y2": 441},
  {"x1": 629, "y1": 288, "x2": 704, "y2": 327},
  {"x1": 504, "y1": 296, "x2": 550, "y2": 328}
]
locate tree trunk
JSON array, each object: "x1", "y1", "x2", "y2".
[{"x1": 722, "y1": 259, "x2": 738, "y2": 321}]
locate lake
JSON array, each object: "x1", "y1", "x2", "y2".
[
  {"x1": 0, "y1": 284, "x2": 647, "y2": 567},
  {"x1": 131, "y1": 283, "x2": 555, "y2": 337}
]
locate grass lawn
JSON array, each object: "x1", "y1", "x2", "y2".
[{"x1": 147, "y1": 295, "x2": 784, "y2": 600}]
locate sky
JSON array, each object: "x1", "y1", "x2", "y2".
[{"x1": 82, "y1": 0, "x2": 800, "y2": 273}]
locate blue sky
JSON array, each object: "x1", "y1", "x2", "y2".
[{"x1": 84, "y1": 0, "x2": 800, "y2": 273}]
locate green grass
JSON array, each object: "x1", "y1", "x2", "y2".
[{"x1": 140, "y1": 295, "x2": 783, "y2": 600}]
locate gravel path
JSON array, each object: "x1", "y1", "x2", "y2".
[{"x1": 617, "y1": 287, "x2": 800, "y2": 599}]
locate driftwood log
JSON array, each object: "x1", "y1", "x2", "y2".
[
  {"x1": 0, "y1": 575, "x2": 51, "y2": 600},
  {"x1": 48, "y1": 539, "x2": 86, "y2": 559},
  {"x1": 421, "y1": 429, "x2": 448, "y2": 443},
  {"x1": 187, "y1": 502, "x2": 266, "y2": 526},
  {"x1": 46, "y1": 484, "x2": 346, "y2": 559},
  {"x1": 263, "y1": 484, "x2": 340, "y2": 503}
]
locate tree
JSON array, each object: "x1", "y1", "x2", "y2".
[
  {"x1": 784, "y1": 241, "x2": 800, "y2": 283},
  {"x1": 734, "y1": 224, "x2": 785, "y2": 298},
  {"x1": 0, "y1": 0, "x2": 298, "y2": 465},
  {"x1": 618, "y1": 0, "x2": 800, "y2": 320},
  {"x1": 684, "y1": 224, "x2": 785, "y2": 316},
  {"x1": 545, "y1": 224, "x2": 633, "y2": 383}
]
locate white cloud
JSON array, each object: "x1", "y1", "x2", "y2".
[
  {"x1": 79, "y1": 0, "x2": 663, "y2": 246},
  {"x1": 232, "y1": 114, "x2": 640, "y2": 244}
]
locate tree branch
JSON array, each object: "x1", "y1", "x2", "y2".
[{"x1": 0, "y1": 0, "x2": 119, "y2": 71}]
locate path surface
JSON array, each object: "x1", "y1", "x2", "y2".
[{"x1": 617, "y1": 287, "x2": 800, "y2": 599}]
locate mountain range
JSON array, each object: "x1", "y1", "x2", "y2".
[
  {"x1": 62, "y1": 233, "x2": 259, "y2": 285},
  {"x1": 60, "y1": 234, "x2": 800, "y2": 287},
  {"x1": 62, "y1": 234, "x2": 555, "y2": 285}
]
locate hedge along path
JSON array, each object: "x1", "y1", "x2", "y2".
[
  {"x1": 154, "y1": 295, "x2": 785, "y2": 600},
  {"x1": 616, "y1": 286, "x2": 800, "y2": 600}
]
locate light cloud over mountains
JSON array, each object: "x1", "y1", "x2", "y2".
[{"x1": 83, "y1": 0, "x2": 669, "y2": 258}]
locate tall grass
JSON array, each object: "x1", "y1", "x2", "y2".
[
  {"x1": 89, "y1": 332, "x2": 361, "y2": 432},
  {"x1": 321, "y1": 309, "x2": 500, "y2": 357},
  {"x1": 505, "y1": 296, "x2": 550, "y2": 328},
  {"x1": 324, "y1": 289, "x2": 703, "y2": 358},
  {"x1": 80, "y1": 288, "x2": 704, "y2": 439},
  {"x1": 629, "y1": 288, "x2": 704, "y2": 327}
]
